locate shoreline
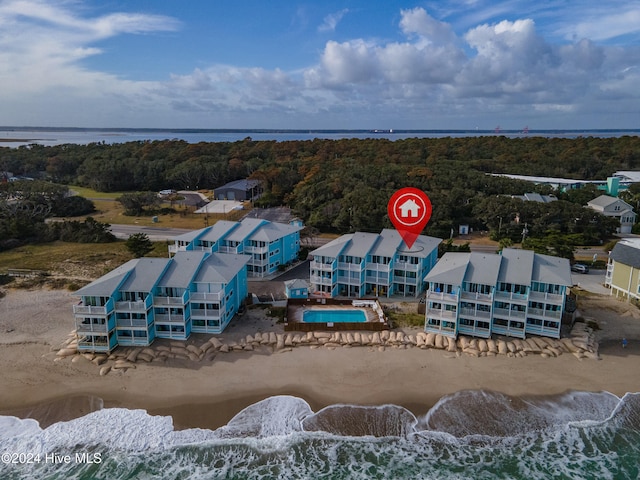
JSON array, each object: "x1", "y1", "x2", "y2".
[
  {"x1": 1, "y1": 342, "x2": 638, "y2": 431},
  {"x1": 1, "y1": 288, "x2": 640, "y2": 431}
]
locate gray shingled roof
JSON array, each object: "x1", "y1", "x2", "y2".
[
  {"x1": 465, "y1": 252, "x2": 502, "y2": 286},
  {"x1": 532, "y1": 253, "x2": 572, "y2": 286},
  {"x1": 250, "y1": 221, "x2": 302, "y2": 242},
  {"x1": 610, "y1": 240, "x2": 640, "y2": 269},
  {"x1": 193, "y1": 253, "x2": 250, "y2": 284},
  {"x1": 74, "y1": 259, "x2": 139, "y2": 297},
  {"x1": 498, "y1": 248, "x2": 534, "y2": 285},
  {"x1": 198, "y1": 220, "x2": 239, "y2": 242},
  {"x1": 587, "y1": 195, "x2": 630, "y2": 209},
  {"x1": 311, "y1": 234, "x2": 352, "y2": 259},
  {"x1": 172, "y1": 228, "x2": 207, "y2": 243},
  {"x1": 341, "y1": 232, "x2": 380, "y2": 258},
  {"x1": 284, "y1": 278, "x2": 309, "y2": 290},
  {"x1": 225, "y1": 218, "x2": 265, "y2": 242},
  {"x1": 424, "y1": 252, "x2": 469, "y2": 286},
  {"x1": 371, "y1": 229, "x2": 403, "y2": 256},
  {"x1": 119, "y1": 257, "x2": 171, "y2": 292},
  {"x1": 216, "y1": 179, "x2": 261, "y2": 190},
  {"x1": 157, "y1": 251, "x2": 207, "y2": 288}
]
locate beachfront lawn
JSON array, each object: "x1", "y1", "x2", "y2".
[{"x1": 0, "y1": 241, "x2": 168, "y2": 282}]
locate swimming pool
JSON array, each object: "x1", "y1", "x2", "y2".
[{"x1": 302, "y1": 309, "x2": 367, "y2": 323}]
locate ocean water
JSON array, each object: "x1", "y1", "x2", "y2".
[
  {"x1": 1, "y1": 390, "x2": 638, "y2": 479},
  {"x1": 0, "y1": 128, "x2": 639, "y2": 147}
]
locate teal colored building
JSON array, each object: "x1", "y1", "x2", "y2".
[
  {"x1": 169, "y1": 218, "x2": 302, "y2": 278},
  {"x1": 309, "y1": 229, "x2": 441, "y2": 298},
  {"x1": 284, "y1": 279, "x2": 309, "y2": 299},
  {"x1": 73, "y1": 251, "x2": 249, "y2": 352}
]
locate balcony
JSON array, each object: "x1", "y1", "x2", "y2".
[
  {"x1": 116, "y1": 318, "x2": 149, "y2": 328},
  {"x1": 426, "y1": 290, "x2": 458, "y2": 302},
  {"x1": 76, "y1": 321, "x2": 108, "y2": 334},
  {"x1": 154, "y1": 314, "x2": 185, "y2": 323},
  {"x1": 245, "y1": 245, "x2": 268, "y2": 254},
  {"x1": 528, "y1": 291, "x2": 563, "y2": 303},
  {"x1": 310, "y1": 261, "x2": 335, "y2": 271},
  {"x1": 73, "y1": 297, "x2": 114, "y2": 315},
  {"x1": 337, "y1": 275, "x2": 361, "y2": 285},
  {"x1": 77, "y1": 339, "x2": 110, "y2": 352},
  {"x1": 459, "y1": 307, "x2": 491, "y2": 318},
  {"x1": 395, "y1": 262, "x2": 419, "y2": 271},
  {"x1": 494, "y1": 291, "x2": 528, "y2": 302},
  {"x1": 365, "y1": 263, "x2": 390, "y2": 272},
  {"x1": 218, "y1": 245, "x2": 240, "y2": 254},
  {"x1": 527, "y1": 307, "x2": 562, "y2": 319},
  {"x1": 493, "y1": 307, "x2": 526, "y2": 319},
  {"x1": 366, "y1": 276, "x2": 389, "y2": 286},
  {"x1": 460, "y1": 291, "x2": 492, "y2": 302},
  {"x1": 310, "y1": 275, "x2": 333, "y2": 286},
  {"x1": 191, "y1": 308, "x2": 221, "y2": 319},
  {"x1": 153, "y1": 291, "x2": 189, "y2": 306},
  {"x1": 426, "y1": 309, "x2": 456, "y2": 319},
  {"x1": 337, "y1": 262, "x2": 363, "y2": 271},
  {"x1": 115, "y1": 297, "x2": 150, "y2": 312},
  {"x1": 191, "y1": 291, "x2": 222, "y2": 302}
]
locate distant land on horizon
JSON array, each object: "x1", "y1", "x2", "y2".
[{"x1": 1, "y1": 126, "x2": 640, "y2": 134}]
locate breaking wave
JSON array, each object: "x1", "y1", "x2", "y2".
[{"x1": 1, "y1": 391, "x2": 639, "y2": 479}]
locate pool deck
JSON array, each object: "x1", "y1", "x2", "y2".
[{"x1": 284, "y1": 298, "x2": 389, "y2": 332}]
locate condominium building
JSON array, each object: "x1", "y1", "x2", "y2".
[
  {"x1": 424, "y1": 249, "x2": 571, "y2": 339},
  {"x1": 309, "y1": 229, "x2": 441, "y2": 298},
  {"x1": 73, "y1": 251, "x2": 249, "y2": 352},
  {"x1": 169, "y1": 218, "x2": 302, "y2": 278}
]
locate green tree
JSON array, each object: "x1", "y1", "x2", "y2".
[
  {"x1": 125, "y1": 233, "x2": 153, "y2": 257},
  {"x1": 117, "y1": 192, "x2": 160, "y2": 216}
]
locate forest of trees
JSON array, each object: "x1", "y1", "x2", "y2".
[{"x1": 1, "y1": 135, "x2": 638, "y2": 253}]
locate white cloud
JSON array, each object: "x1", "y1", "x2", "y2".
[
  {"x1": 0, "y1": 0, "x2": 178, "y2": 95},
  {"x1": 0, "y1": 2, "x2": 638, "y2": 128},
  {"x1": 399, "y1": 7, "x2": 456, "y2": 44},
  {"x1": 318, "y1": 8, "x2": 349, "y2": 32},
  {"x1": 559, "y1": 6, "x2": 640, "y2": 42}
]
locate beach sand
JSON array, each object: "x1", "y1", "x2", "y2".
[{"x1": 1, "y1": 288, "x2": 639, "y2": 430}]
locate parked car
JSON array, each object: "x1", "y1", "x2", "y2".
[{"x1": 571, "y1": 264, "x2": 589, "y2": 274}]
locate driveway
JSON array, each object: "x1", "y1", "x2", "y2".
[{"x1": 572, "y1": 270, "x2": 609, "y2": 295}]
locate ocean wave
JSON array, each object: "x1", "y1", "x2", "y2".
[{"x1": 1, "y1": 391, "x2": 639, "y2": 479}]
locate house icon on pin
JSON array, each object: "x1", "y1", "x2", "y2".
[{"x1": 398, "y1": 198, "x2": 421, "y2": 218}]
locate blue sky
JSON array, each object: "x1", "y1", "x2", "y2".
[{"x1": 0, "y1": 0, "x2": 639, "y2": 129}]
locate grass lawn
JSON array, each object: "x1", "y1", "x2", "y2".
[
  {"x1": 67, "y1": 186, "x2": 245, "y2": 230},
  {"x1": 0, "y1": 241, "x2": 169, "y2": 281},
  {"x1": 68, "y1": 185, "x2": 126, "y2": 200}
]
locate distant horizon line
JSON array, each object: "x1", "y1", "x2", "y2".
[{"x1": 1, "y1": 126, "x2": 639, "y2": 134}]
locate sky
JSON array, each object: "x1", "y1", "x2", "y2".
[{"x1": 0, "y1": 0, "x2": 639, "y2": 129}]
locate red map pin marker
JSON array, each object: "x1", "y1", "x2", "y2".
[{"x1": 388, "y1": 187, "x2": 432, "y2": 249}]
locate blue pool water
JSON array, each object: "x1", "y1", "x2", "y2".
[{"x1": 302, "y1": 309, "x2": 367, "y2": 323}]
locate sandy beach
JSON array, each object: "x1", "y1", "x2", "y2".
[{"x1": 1, "y1": 288, "x2": 640, "y2": 431}]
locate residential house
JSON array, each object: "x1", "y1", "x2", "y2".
[
  {"x1": 587, "y1": 195, "x2": 636, "y2": 234},
  {"x1": 605, "y1": 238, "x2": 640, "y2": 301},
  {"x1": 424, "y1": 248, "x2": 571, "y2": 340},
  {"x1": 511, "y1": 192, "x2": 558, "y2": 203},
  {"x1": 168, "y1": 218, "x2": 303, "y2": 278},
  {"x1": 309, "y1": 229, "x2": 441, "y2": 298},
  {"x1": 214, "y1": 179, "x2": 262, "y2": 201},
  {"x1": 73, "y1": 251, "x2": 249, "y2": 352}
]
